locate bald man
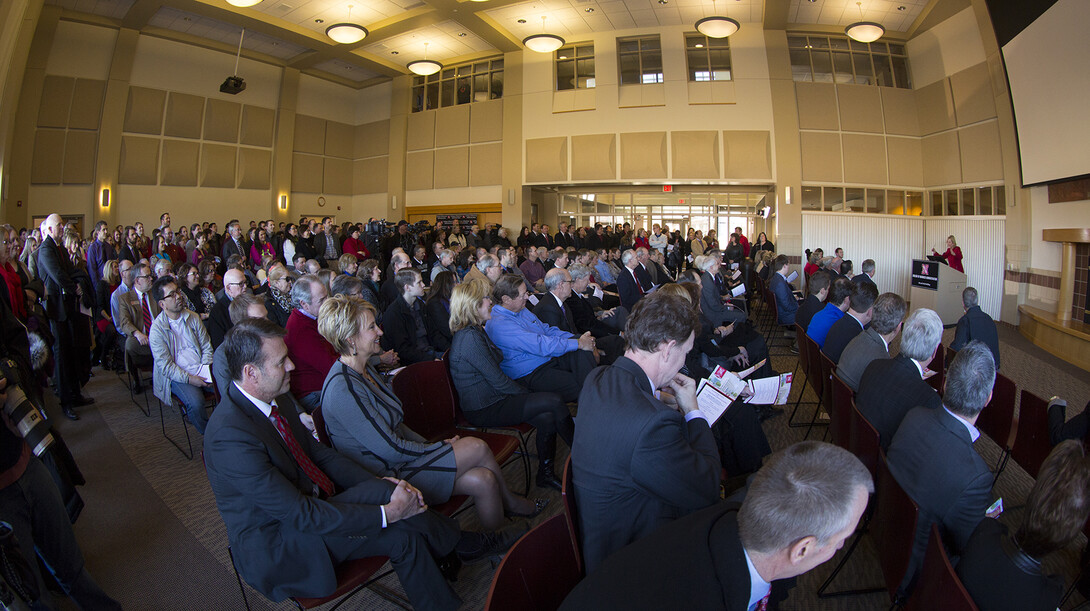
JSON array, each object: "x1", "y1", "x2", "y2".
[{"x1": 207, "y1": 268, "x2": 248, "y2": 349}]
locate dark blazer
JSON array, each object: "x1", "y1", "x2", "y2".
[
  {"x1": 851, "y1": 273, "x2": 875, "y2": 287},
  {"x1": 382, "y1": 296, "x2": 439, "y2": 365},
  {"x1": 424, "y1": 297, "x2": 452, "y2": 352},
  {"x1": 635, "y1": 263, "x2": 655, "y2": 291},
  {"x1": 264, "y1": 291, "x2": 291, "y2": 328},
  {"x1": 856, "y1": 354, "x2": 942, "y2": 449},
  {"x1": 221, "y1": 237, "x2": 245, "y2": 267},
  {"x1": 615, "y1": 266, "x2": 644, "y2": 312},
  {"x1": 566, "y1": 293, "x2": 617, "y2": 338},
  {"x1": 36, "y1": 235, "x2": 77, "y2": 321},
  {"x1": 571, "y1": 357, "x2": 721, "y2": 573},
  {"x1": 822, "y1": 312, "x2": 865, "y2": 364},
  {"x1": 951, "y1": 306, "x2": 1001, "y2": 369},
  {"x1": 561, "y1": 503, "x2": 751, "y2": 611},
  {"x1": 955, "y1": 518, "x2": 1063, "y2": 611},
  {"x1": 533, "y1": 292, "x2": 577, "y2": 334},
  {"x1": 555, "y1": 232, "x2": 575, "y2": 249},
  {"x1": 888, "y1": 406, "x2": 992, "y2": 589},
  {"x1": 796, "y1": 294, "x2": 823, "y2": 332},
  {"x1": 379, "y1": 277, "x2": 400, "y2": 311},
  {"x1": 836, "y1": 327, "x2": 889, "y2": 391},
  {"x1": 768, "y1": 271, "x2": 798, "y2": 325},
  {"x1": 700, "y1": 271, "x2": 745, "y2": 327},
  {"x1": 204, "y1": 384, "x2": 392, "y2": 600},
  {"x1": 206, "y1": 295, "x2": 233, "y2": 349},
  {"x1": 1048, "y1": 400, "x2": 1090, "y2": 446},
  {"x1": 118, "y1": 243, "x2": 140, "y2": 264},
  {"x1": 312, "y1": 232, "x2": 341, "y2": 260},
  {"x1": 449, "y1": 326, "x2": 527, "y2": 413}
]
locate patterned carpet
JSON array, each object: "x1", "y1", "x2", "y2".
[{"x1": 50, "y1": 314, "x2": 1090, "y2": 610}]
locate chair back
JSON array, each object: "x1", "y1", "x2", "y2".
[
  {"x1": 391, "y1": 360, "x2": 457, "y2": 441},
  {"x1": 1011, "y1": 390, "x2": 1051, "y2": 479},
  {"x1": 795, "y1": 323, "x2": 810, "y2": 377},
  {"x1": 483, "y1": 515, "x2": 582, "y2": 611},
  {"x1": 926, "y1": 344, "x2": 945, "y2": 393},
  {"x1": 904, "y1": 525, "x2": 979, "y2": 611},
  {"x1": 561, "y1": 456, "x2": 584, "y2": 576},
  {"x1": 805, "y1": 335, "x2": 824, "y2": 398},
  {"x1": 872, "y1": 452, "x2": 919, "y2": 602},
  {"x1": 976, "y1": 372, "x2": 1016, "y2": 450},
  {"x1": 312, "y1": 405, "x2": 331, "y2": 447},
  {"x1": 849, "y1": 399, "x2": 881, "y2": 478},
  {"x1": 818, "y1": 350, "x2": 835, "y2": 412},
  {"x1": 829, "y1": 372, "x2": 854, "y2": 450}
]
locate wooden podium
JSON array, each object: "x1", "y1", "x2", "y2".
[{"x1": 909, "y1": 259, "x2": 967, "y2": 325}]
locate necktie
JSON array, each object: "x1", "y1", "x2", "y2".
[
  {"x1": 269, "y1": 404, "x2": 335, "y2": 497},
  {"x1": 634, "y1": 270, "x2": 644, "y2": 294},
  {"x1": 755, "y1": 591, "x2": 770, "y2": 611},
  {"x1": 141, "y1": 293, "x2": 152, "y2": 335}
]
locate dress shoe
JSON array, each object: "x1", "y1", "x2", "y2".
[
  {"x1": 506, "y1": 498, "x2": 550, "y2": 519},
  {"x1": 455, "y1": 523, "x2": 528, "y2": 564},
  {"x1": 436, "y1": 552, "x2": 462, "y2": 582},
  {"x1": 535, "y1": 459, "x2": 562, "y2": 491},
  {"x1": 73, "y1": 395, "x2": 95, "y2": 407},
  {"x1": 61, "y1": 405, "x2": 80, "y2": 421}
]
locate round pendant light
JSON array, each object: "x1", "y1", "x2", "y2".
[
  {"x1": 407, "y1": 42, "x2": 443, "y2": 76},
  {"x1": 694, "y1": 0, "x2": 739, "y2": 39},
  {"x1": 226, "y1": 0, "x2": 262, "y2": 7},
  {"x1": 523, "y1": 16, "x2": 565, "y2": 53},
  {"x1": 326, "y1": 5, "x2": 367, "y2": 44},
  {"x1": 845, "y1": 2, "x2": 884, "y2": 43}
]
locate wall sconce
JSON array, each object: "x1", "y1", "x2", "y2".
[
  {"x1": 101, "y1": 188, "x2": 110, "y2": 208},
  {"x1": 279, "y1": 194, "x2": 288, "y2": 210}
]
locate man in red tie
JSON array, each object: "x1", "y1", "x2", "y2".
[
  {"x1": 115, "y1": 263, "x2": 158, "y2": 395},
  {"x1": 561, "y1": 441, "x2": 872, "y2": 610},
  {"x1": 204, "y1": 318, "x2": 516, "y2": 610}
]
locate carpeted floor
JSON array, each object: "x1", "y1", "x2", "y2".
[{"x1": 45, "y1": 314, "x2": 1090, "y2": 610}]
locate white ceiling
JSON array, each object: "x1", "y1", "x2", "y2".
[
  {"x1": 311, "y1": 57, "x2": 382, "y2": 80},
  {"x1": 250, "y1": 0, "x2": 425, "y2": 39},
  {"x1": 360, "y1": 19, "x2": 497, "y2": 62},
  {"x1": 485, "y1": 0, "x2": 764, "y2": 39},
  {"x1": 149, "y1": 7, "x2": 312, "y2": 60},
  {"x1": 45, "y1": 0, "x2": 135, "y2": 19},
  {"x1": 787, "y1": 0, "x2": 926, "y2": 32}
]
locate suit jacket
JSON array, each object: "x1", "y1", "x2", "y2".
[
  {"x1": 768, "y1": 271, "x2": 798, "y2": 325},
  {"x1": 571, "y1": 357, "x2": 721, "y2": 573},
  {"x1": 115, "y1": 288, "x2": 161, "y2": 338},
  {"x1": 204, "y1": 384, "x2": 394, "y2": 601},
  {"x1": 424, "y1": 297, "x2": 453, "y2": 352},
  {"x1": 566, "y1": 293, "x2": 617, "y2": 338},
  {"x1": 533, "y1": 292, "x2": 577, "y2": 335},
  {"x1": 951, "y1": 306, "x2": 1001, "y2": 369},
  {"x1": 856, "y1": 354, "x2": 942, "y2": 449},
  {"x1": 118, "y1": 243, "x2": 140, "y2": 264},
  {"x1": 560, "y1": 503, "x2": 750, "y2": 611},
  {"x1": 221, "y1": 237, "x2": 245, "y2": 267},
  {"x1": 382, "y1": 296, "x2": 439, "y2": 365},
  {"x1": 206, "y1": 295, "x2": 233, "y2": 349},
  {"x1": 700, "y1": 271, "x2": 745, "y2": 328},
  {"x1": 955, "y1": 518, "x2": 1064, "y2": 611},
  {"x1": 796, "y1": 294, "x2": 823, "y2": 332},
  {"x1": 888, "y1": 406, "x2": 992, "y2": 591},
  {"x1": 449, "y1": 326, "x2": 527, "y2": 413},
  {"x1": 312, "y1": 231, "x2": 341, "y2": 261},
  {"x1": 615, "y1": 266, "x2": 644, "y2": 312},
  {"x1": 836, "y1": 327, "x2": 889, "y2": 391},
  {"x1": 851, "y1": 273, "x2": 875, "y2": 287},
  {"x1": 555, "y1": 231, "x2": 575, "y2": 249},
  {"x1": 822, "y1": 312, "x2": 865, "y2": 364},
  {"x1": 36, "y1": 235, "x2": 78, "y2": 321},
  {"x1": 635, "y1": 263, "x2": 655, "y2": 291}
]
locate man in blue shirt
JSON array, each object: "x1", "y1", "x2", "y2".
[
  {"x1": 768, "y1": 255, "x2": 799, "y2": 326},
  {"x1": 807, "y1": 277, "x2": 853, "y2": 348},
  {"x1": 486, "y1": 274, "x2": 597, "y2": 402},
  {"x1": 86, "y1": 220, "x2": 116, "y2": 291}
]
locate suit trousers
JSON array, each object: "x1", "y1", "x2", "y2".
[
  {"x1": 324, "y1": 509, "x2": 461, "y2": 611},
  {"x1": 49, "y1": 317, "x2": 79, "y2": 404},
  {"x1": 516, "y1": 350, "x2": 596, "y2": 403},
  {"x1": 464, "y1": 392, "x2": 574, "y2": 460},
  {"x1": 0, "y1": 457, "x2": 122, "y2": 611}
]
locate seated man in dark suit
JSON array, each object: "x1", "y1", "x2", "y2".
[
  {"x1": 768, "y1": 254, "x2": 799, "y2": 327},
  {"x1": 797, "y1": 270, "x2": 830, "y2": 332},
  {"x1": 561, "y1": 441, "x2": 872, "y2": 610},
  {"x1": 566, "y1": 264, "x2": 627, "y2": 335},
  {"x1": 951, "y1": 286, "x2": 1001, "y2": 369},
  {"x1": 822, "y1": 280, "x2": 878, "y2": 364},
  {"x1": 887, "y1": 341, "x2": 999, "y2": 595},
  {"x1": 207, "y1": 268, "x2": 248, "y2": 349},
  {"x1": 571, "y1": 292, "x2": 721, "y2": 573},
  {"x1": 836, "y1": 292, "x2": 906, "y2": 391},
  {"x1": 856, "y1": 307, "x2": 944, "y2": 449},
  {"x1": 806, "y1": 277, "x2": 853, "y2": 349},
  {"x1": 382, "y1": 268, "x2": 441, "y2": 365},
  {"x1": 204, "y1": 319, "x2": 515, "y2": 610},
  {"x1": 851, "y1": 259, "x2": 876, "y2": 286},
  {"x1": 616, "y1": 249, "x2": 651, "y2": 311},
  {"x1": 535, "y1": 268, "x2": 624, "y2": 364},
  {"x1": 1048, "y1": 397, "x2": 1090, "y2": 446}
]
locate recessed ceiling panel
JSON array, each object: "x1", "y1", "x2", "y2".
[
  {"x1": 44, "y1": 0, "x2": 136, "y2": 20},
  {"x1": 251, "y1": 0, "x2": 426, "y2": 39},
  {"x1": 787, "y1": 0, "x2": 924, "y2": 32},
  {"x1": 311, "y1": 58, "x2": 381, "y2": 82},
  {"x1": 360, "y1": 20, "x2": 497, "y2": 63},
  {"x1": 484, "y1": 0, "x2": 762, "y2": 39},
  {"x1": 149, "y1": 7, "x2": 312, "y2": 60}
]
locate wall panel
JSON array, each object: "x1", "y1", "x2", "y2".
[
  {"x1": 842, "y1": 134, "x2": 887, "y2": 185},
  {"x1": 62, "y1": 131, "x2": 97, "y2": 184},
  {"x1": 238, "y1": 148, "x2": 271, "y2": 189},
  {"x1": 921, "y1": 131, "x2": 961, "y2": 186},
  {"x1": 160, "y1": 139, "x2": 199, "y2": 186},
  {"x1": 470, "y1": 100, "x2": 503, "y2": 143},
  {"x1": 570, "y1": 134, "x2": 616, "y2": 181},
  {"x1": 434, "y1": 146, "x2": 469, "y2": 189},
  {"x1": 881, "y1": 88, "x2": 920, "y2": 137},
  {"x1": 38, "y1": 76, "x2": 74, "y2": 128},
  {"x1": 355, "y1": 120, "x2": 390, "y2": 158},
  {"x1": 323, "y1": 157, "x2": 353, "y2": 195},
  {"x1": 164, "y1": 92, "x2": 204, "y2": 139},
  {"x1": 525, "y1": 137, "x2": 568, "y2": 183},
  {"x1": 407, "y1": 112, "x2": 436, "y2": 151},
  {"x1": 405, "y1": 150, "x2": 435, "y2": 190},
  {"x1": 69, "y1": 79, "x2": 106, "y2": 130},
  {"x1": 916, "y1": 79, "x2": 956, "y2": 135},
  {"x1": 837, "y1": 85, "x2": 884, "y2": 133},
  {"x1": 200, "y1": 144, "x2": 237, "y2": 187},
  {"x1": 723, "y1": 130, "x2": 772, "y2": 180},
  {"x1": 795, "y1": 82, "x2": 839, "y2": 130},
  {"x1": 671, "y1": 131, "x2": 719, "y2": 179},
  {"x1": 203, "y1": 99, "x2": 241, "y2": 143},
  {"x1": 887, "y1": 137, "x2": 924, "y2": 187},
  {"x1": 118, "y1": 135, "x2": 160, "y2": 185},
  {"x1": 32, "y1": 130, "x2": 66, "y2": 184},
  {"x1": 354, "y1": 157, "x2": 389, "y2": 194},
  {"x1": 240, "y1": 106, "x2": 275, "y2": 147},
  {"x1": 291, "y1": 153, "x2": 324, "y2": 193},
  {"x1": 949, "y1": 62, "x2": 996, "y2": 126},
  {"x1": 800, "y1": 132, "x2": 842, "y2": 182},
  {"x1": 124, "y1": 86, "x2": 165, "y2": 134},
  {"x1": 294, "y1": 115, "x2": 326, "y2": 154},
  {"x1": 324, "y1": 121, "x2": 355, "y2": 159},
  {"x1": 469, "y1": 143, "x2": 503, "y2": 186},
  {"x1": 435, "y1": 105, "x2": 470, "y2": 147},
  {"x1": 958, "y1": 122, "x2": 1003, "y2": 182},
  {"x1": 619, "y1": 132, "x2": 667, "y2": 179}
]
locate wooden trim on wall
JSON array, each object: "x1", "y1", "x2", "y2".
[{"x1": 402, "y1": 203, "x2": 502, "y2": 214}]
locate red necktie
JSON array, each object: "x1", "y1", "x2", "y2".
[
  {"x1": 634, "y1": 270, "x2": 644, "y2": 294},
  {"x1": 755, "y1": 591, "x2": 770, "y2": 611},
  {"x1": 269, "y1": 404, "x2": 335, "y2": 497},
  {"x1": 141, "y1": 293, "x2": 152, "y2": 335}
]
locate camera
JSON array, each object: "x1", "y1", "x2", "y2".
[{"x1": 0, "y1": 359, "x2": 53, "y2": 457}]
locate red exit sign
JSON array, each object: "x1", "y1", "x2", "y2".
[{"x1": 662, "y1": 185, "x2": 672, "y2": 192}]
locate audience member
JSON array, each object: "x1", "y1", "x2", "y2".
[
  {"x1": 485, "y1": 275, "x2": 596, "y2": 402},
  {"x1": 852, "y1": 259, "x2": 876, "y2": 286},
  {"x1": 212, "y1": 292, "x2": 266, "y2": 395},
  {"x1": 887, "y1": 341, "x2": 998, "y2": 595},
  {"x1": 806, "y1": 277, "x2": 853, "y2": 348},
  {"x1": 697, "y1": 255, "x2": 747, "y2": 328},
  {"x1": 566, "y1": 264, "x2": 626, "y2": 336},
  {"x1": 616, "y1": 248, "x2": 653, "y2": 311},
  {"x1": 379, "y1": 251, "x2": 410, "y2": 310},
  {"x1": 264, "y1": 264, "x2": 295, "y2": 327},
  {"x1": 382, "y1": 268, "x2": 440, "y2": 364},
  {"x1": 425, "y1": 270, "x2": 456, "y2": 352},
  {"x1": 951, "y1": 286, "x2": 1001, "y2": 369},
  {"x1": 856, "y1": 307, "x2": 943, "y2": 448},
  {"x1": 518, "y1": 247, "x2": 546, "y2": 290},
  {"x1": 821, "y1": 281, "x2": 878, "y2": 363},
  {"x1": 207, "y1": 268, "x2": 247, "y2": 349},
  {"x1": 797, "y1": 270, "x2": 829, "y2": 332},
  {"x1": 836, "y1": 292, "x2": 906, "y2": 391},
  {"x1": 115, "y1": 263, "x2": 159, "y2": 395},
  {"x1": 284, "y1": 274, "x2": 334, "y2": 412},
  {"x1": 149, "y1": 277, "x2": 214, "y2": 433},
  {"x1": 571, "y1": 291, "x2": 721, "y2": 572},
  {"x1": 768, "y1": 254, "x2": 798, "y2": 329}
]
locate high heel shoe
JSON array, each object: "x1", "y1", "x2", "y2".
[{"x1": 506, "y1": 497, "x2": 549, "y2": 518}]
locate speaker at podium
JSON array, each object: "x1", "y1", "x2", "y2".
[{"x1": 909, "y1": 258, "x2": 966, "y2": 326}]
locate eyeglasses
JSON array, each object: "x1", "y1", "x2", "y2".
[
  {"x1": 136, "y1": 274, "x2": 152, "y2": 280},
  {"x1": 227, "y1": 281, "x2": 247, "y2": 288},
  {"x1": 160, "y1": 291, "x2": 180, "y2": 300}
]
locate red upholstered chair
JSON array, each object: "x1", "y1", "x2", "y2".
[
  {"x1": 483, "y1": 515, "x2": 582, "y2": 611},
  {"x1": 976, "y1": 372, "x2": 1017, "y2": 485},
  {"x1": 904, "y1": 525, "x2": 979, "y2": 611},
  {"x1": 1009, "y1": 389, "x2": 1052, "y2": 480},
  {"x1": 849, "y1": 399, "x2": 881, "y2": 480},
  {"x1": 788, "y1": 326, "x2": 816, "y2": 429},
  {"x1": 829, "y1": 371, "x2": 854, "y2": 451},
  {"x1": 561, "y1": 456, "x2": 584, "y2": 577},
  {"x1": 872, "y1": 452, "x2": 920, "y2": 605}
]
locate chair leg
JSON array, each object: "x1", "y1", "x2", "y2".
[
  {"x1": 991, "y1": 449, "x2": 1011, "y2": 488},
  {"x1": 816, "y1": 514, "x2": 884, "y2": 598},
  {"x1": 160, "y1": 398, "x2": 194, "y2": 460},
  {"x1": 227, "y1": 547, "x2": 251, "y2": 611}
]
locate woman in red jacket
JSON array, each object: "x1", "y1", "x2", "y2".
[
  {"x1": 342, "y1": 224, "x2": 370, "y2": 260},
  {"x1": 932, "y1": 235, "x2": 964, "y2": 273}
]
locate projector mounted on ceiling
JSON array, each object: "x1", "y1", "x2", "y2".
[{"x1": 220, "y1": 76, "x2": 246, "y2": 95}]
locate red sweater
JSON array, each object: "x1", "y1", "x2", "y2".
[
  {"x1": 284, "y1": 309, "x2": 338, "y2": 398},
  {"x1": 343, "y1": 236, "x2": 370, "y2": 260}
]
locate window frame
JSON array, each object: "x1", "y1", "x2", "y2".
[
  {"x1": 617, "y1": 34, "x2": 664, "y2": 86},
  {"x1": 411, "y1": 57, "x2": 504, "y2": 113},
  {"x1": 684, "y1": 32, "x2": 733, "y2": 82},
  {"x1": 788, "y1": 34, "x2": 911, "y2": 89},
  {"x1": 555, "y1": 43, "x2": 596, "y2": 91}
]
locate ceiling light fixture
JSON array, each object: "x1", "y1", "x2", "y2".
[
  {"x1": 227, "y1": 0, "x2": 262, "y2": 8},
  {"x1": 325, "y1": 5, "x2": 367, "y2": 44},
  {"x1": 407, "y1": 42, "x2": 442, "y2": 76},
  {"x1": 845, "y1": 1, "x2": 883, "y2": 43},
  {"x1": 695, "y1": 0, "x2": 740, "y2": 39},
  {"x1": 523, "y1": 16, "x2": 565, "y2": 53}
]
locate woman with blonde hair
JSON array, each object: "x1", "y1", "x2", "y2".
[
  {"x1": 317, "y1": 295, "x2": 545, "y2": 530},
  {"x1": 447, "y1": 279, "x2": 574, "y2": 490},
  {"x1": 932, "y1": 234, "x2": 964, "y2": 273}
]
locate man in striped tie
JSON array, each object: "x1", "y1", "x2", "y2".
[
  {"x1": 561, "y1": 441, "x2": 873, "y2": 610},
  {"x1": 115, "y1": 263, "x2": 159, "y2": 395}
]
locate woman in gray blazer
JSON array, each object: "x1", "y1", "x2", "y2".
[
  {"x1": 448, "y1": 278, "x2": 575, "y2": 491},
  {"x1": 317, "y1": 294, "x2": 543, "y2": 530}
]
